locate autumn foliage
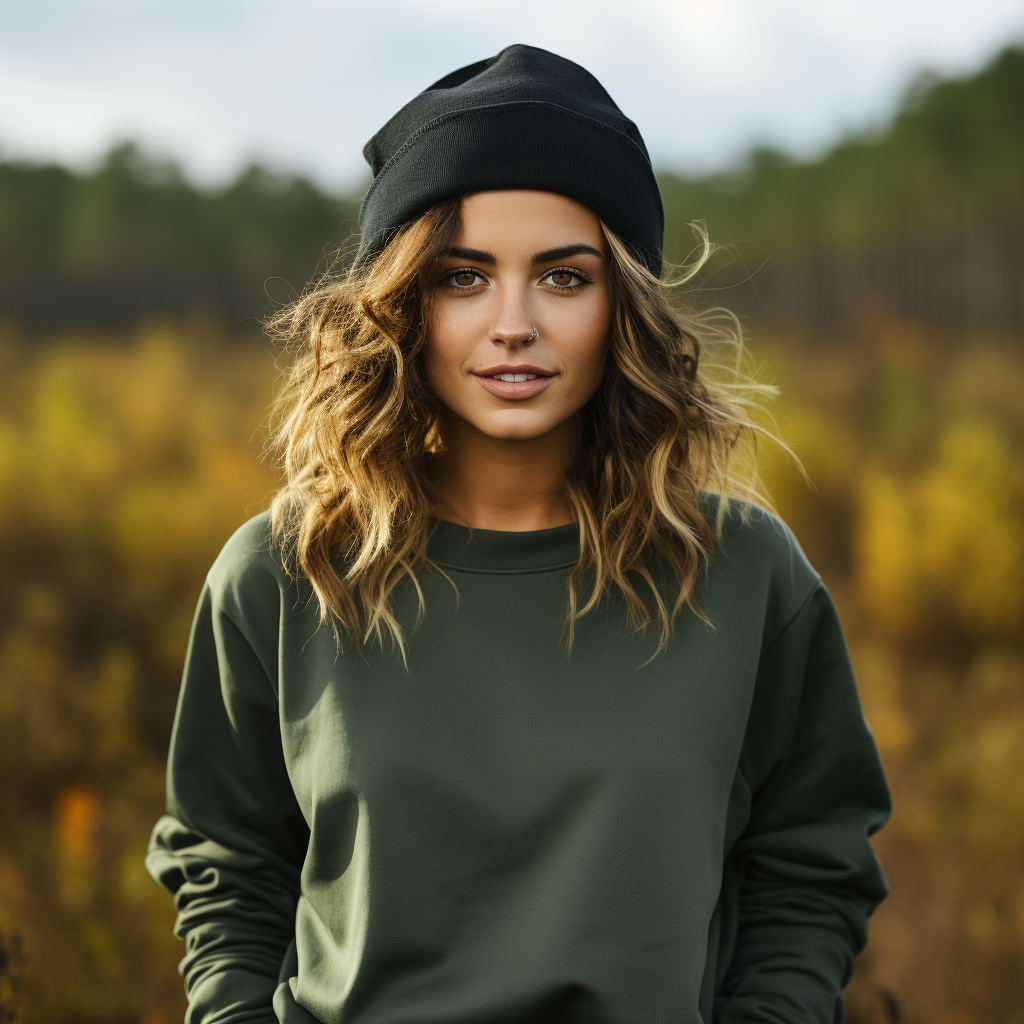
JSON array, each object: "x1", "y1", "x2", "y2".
[
  {"x1": 0, "y1": 325, "x2": 276, "y2": 1023},
  {"x1": 2, "y1": 42, "x2": 1024, "y2": 1024},
  {"x1": 0, "y1": 310, "x2": 1021, "y2": 1022}
]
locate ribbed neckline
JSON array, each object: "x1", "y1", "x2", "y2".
[{"x1": 427, "y1": 518, "x2": 580, "y2": 571}]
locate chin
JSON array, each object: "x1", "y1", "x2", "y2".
[{"x1": 475, "y1": 413, "x2": 559, "y2": 442}]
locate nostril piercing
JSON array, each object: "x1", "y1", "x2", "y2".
[{"x1": 531, "y1": 324, "x2": 539, "y2": 340}]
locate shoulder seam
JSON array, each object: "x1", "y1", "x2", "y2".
[
  {"x1": 219, "y1": 608, "x2": 281, "y2": 701},
  {"x1": 762, "y1": 576, "x2": 823, "y2": 653}
]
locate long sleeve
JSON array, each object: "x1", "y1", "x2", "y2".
[
  {"x1": 146, "y1": 567, "x2": 309, "y2": 1024},
  {"x1": 715, "y1": 582, "x2": 892, "y2": 1024},
  {"x1": 148, "y1": 510, "x2": 890, "y2": 1024}
]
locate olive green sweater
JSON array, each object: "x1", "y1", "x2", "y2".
[{"x1": 147, "y1": 501, "x2": 890, "y2": 1024}]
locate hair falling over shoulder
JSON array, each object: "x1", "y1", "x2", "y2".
[{"x1": 266, "y1": 201, "x2": 785, "y2": 657}]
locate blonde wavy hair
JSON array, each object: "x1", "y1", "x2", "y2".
[{"x1": 267, "y1": 197, "x2": 781, "y2": 655}]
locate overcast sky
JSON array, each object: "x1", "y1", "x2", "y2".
[{"x1": 2, "y1": 0, "x2": 1023, "y2": 191}]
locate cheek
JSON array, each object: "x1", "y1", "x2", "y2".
[
  {"x1": 421, "y1": 336, "x2": 447, "y2": 392},
  {"x1": 561, "y1": 294, "x2": 612, "y2": 393},
  {"x1": 424, "y1": 304, "x2": 469, "y2": 390}
]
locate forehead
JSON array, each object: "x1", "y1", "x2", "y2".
[{"x1": 454, "y1": 190, "x2": 604, "y2": 255}]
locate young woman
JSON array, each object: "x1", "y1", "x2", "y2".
[{"x1": 148, "y1": 44, "x2": 890, "y2": 1024}]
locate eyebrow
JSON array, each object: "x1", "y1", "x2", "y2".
[{"x1": 441, "y1": 243, "x2": 604, "y2": 265}]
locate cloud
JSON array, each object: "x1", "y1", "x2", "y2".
[{"x1": 1, "y1": 0, "x2": 1021, "y2": 188}]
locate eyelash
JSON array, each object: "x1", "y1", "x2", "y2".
[
  {"x1": 545, "y1": 267, "x2": 593, "y2": 292},
  {"x1": 440, "y1": 266, "x2": 594, "y2": 293}
]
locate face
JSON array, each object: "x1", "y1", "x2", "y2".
[{"x1": 423, "y1": 189, "x2": 612, "y2": 442}]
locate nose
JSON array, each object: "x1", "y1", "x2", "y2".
[{"x1": 488, "y1": 285, "x2": 535, "y2": 349}]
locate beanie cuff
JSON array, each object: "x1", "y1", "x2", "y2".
[{"x1": 356, "y1": 100, "x2": 663, "y2": 275}]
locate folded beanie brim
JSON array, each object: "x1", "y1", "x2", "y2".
[{"x1": 356, "y1": 57, "x2": 664, "y2": 276}]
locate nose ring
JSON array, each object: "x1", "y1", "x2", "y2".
[{"x1": 531, "y1": 324, "x2": 538, "y2": 340}]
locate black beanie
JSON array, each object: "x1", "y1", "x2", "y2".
[{"x1": 356, "y1": 44, "x2": 664, "y2": 276}]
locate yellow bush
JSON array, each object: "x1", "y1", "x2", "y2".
[
  {"x1": 917, "y1": 422, "x2": 1024, "y2": 632},
  {"x1": 855, "y1": 469, "x2": 921, "y2": 632},
  {"x1": 855, "y1": 419, "x2": 1024, "y2": 638}
]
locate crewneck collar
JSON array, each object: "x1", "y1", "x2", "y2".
[{"x1": 427, "y1": 518, "x2": 580, "y2": 571}]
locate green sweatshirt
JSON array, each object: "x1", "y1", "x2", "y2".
[{"x1": 147, "y1": 500, "x2": 890, "y2": 1024}]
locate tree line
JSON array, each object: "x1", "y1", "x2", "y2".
[{"x1": 1, "y1": 44, "x2": 1022, "y2": 333}]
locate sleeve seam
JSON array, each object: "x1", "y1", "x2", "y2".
[
  {"x1": 739, "y1": 579, "x2": 826, "y2": 817},
  {"x1": 219, "y1": 607, "x2": 280, "y2": 703},
  {"x1": 762, "y1": 576, "x2": 823, "y2": 654}
]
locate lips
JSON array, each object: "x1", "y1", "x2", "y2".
[{"x1": 472, "y1": 364, "x2": 556, "y2": 400}]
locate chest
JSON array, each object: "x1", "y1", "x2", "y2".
[{"x1": 277, "y1": 566, "x2": 766, "y2": 832}]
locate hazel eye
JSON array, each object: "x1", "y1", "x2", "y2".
[
  {"x1": 444, "y1": 270, "x2": 485, "y2": 289},
  {"x1": 542, "y1": 268, "x2": 589, "y2": 290}
]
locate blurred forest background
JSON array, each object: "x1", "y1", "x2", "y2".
[{"x1": 0, "y1": 42, "x2": 1023, "y2": 1024}]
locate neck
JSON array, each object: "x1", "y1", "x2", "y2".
[{"x1": 428, "y1": 416, "x2": 578, "y2": 532}]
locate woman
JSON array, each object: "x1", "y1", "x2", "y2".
[{"x1": 148, "y1": 44, "x2": 890, "y2": 1024}]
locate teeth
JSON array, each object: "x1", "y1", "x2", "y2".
[{"x1": 492, "y1": 373, "x2": 539, "y2": 383}]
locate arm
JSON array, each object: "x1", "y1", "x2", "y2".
[
  {"x1": 715, "y1": 583, "x2": 891, "y2": 1024},
  {"x1": 146, "y1": 575, "x2": 309, "y2": 1024}
]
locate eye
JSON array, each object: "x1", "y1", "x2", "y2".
[
  {"x1": 441, "y1": 269, "x2": 486, "y2": 290},
  {"x1": 542, "y1": 267, "x2": 590, "y2": 291}
]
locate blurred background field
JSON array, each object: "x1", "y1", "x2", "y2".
[{"x1": 1, "y1": 35, "x2": 1023, "y2": 1024}]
